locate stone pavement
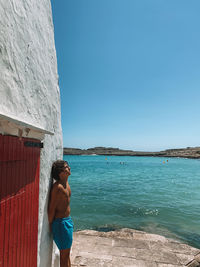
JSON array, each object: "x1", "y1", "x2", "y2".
[{"x1": 71, "y1": 228, "x2": 200, "y2": 267}]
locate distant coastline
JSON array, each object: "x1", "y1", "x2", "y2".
[{"x1": 63, "y1": 146, "x2": 200, "y2": 159}]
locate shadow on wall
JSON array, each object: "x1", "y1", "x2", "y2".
[
  {"x1": 39, "y1": 181, "x2": 53, "y2": 267},
  {"x1": 39, "y1": 173, "x2": 54, "y2": 266},
  {"x1": 52, "y1": 246, "x2": 60, "y2": 266},
  {"x1": 38, "y1": 136, "x2": 63, "y2": 267}
]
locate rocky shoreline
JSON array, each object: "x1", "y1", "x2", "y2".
[{"x1": 63, "y1": 146, "x2": 200, "y2": 159}]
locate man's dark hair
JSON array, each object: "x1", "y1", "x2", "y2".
[{"x1": 51, "y1": 160, "x2": 68, "y2": 181}]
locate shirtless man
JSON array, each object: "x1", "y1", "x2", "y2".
[{"x1": 48, "y1": 160, "x2": 73, "y2": 267}]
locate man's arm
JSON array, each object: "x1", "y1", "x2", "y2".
[{"x1": 48, "y1": 187, "x2": 58, "y2": 224}]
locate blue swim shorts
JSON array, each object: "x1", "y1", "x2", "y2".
[{"x1": 52, "y1": 216, "x2": 74, "y2": 250}]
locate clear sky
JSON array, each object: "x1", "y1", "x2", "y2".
[{"x1": 51, "y1": 0, "x2": 200, "y2": 151}]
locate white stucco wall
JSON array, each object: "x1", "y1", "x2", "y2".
[{"x1": 0, "y1": 1, "x2": 62, "y2": 266}]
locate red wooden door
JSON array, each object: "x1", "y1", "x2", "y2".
[{"x1": 0, "y1": 135, "x2": 41, "y2": 267}]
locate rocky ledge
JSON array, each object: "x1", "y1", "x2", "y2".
[
  {"x1": 71, "y1": 228, "x2": 200, "y2": 267},
  {"x1": 64, "y1": 146, "x2": 200, "y2": 159}
]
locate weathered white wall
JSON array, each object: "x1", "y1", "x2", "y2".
[{"x1": 0, "y1": 1, "x2": 62, "y2": 266}]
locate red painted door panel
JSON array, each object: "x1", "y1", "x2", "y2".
[{"x1": 0, "y1": 135, "x2": 41, "y2": 267}]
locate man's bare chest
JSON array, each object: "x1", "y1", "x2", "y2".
[{"x1": 59, "y1": 185, "x2": 71, "y2": 199}]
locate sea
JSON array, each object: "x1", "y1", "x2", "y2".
[{"x1": 63, "y1": 155, "x2": 200, "y2": 248}]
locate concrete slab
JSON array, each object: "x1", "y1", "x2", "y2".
[{"x1": 71, "y1": 229, "x2": 200, "y2": 267}]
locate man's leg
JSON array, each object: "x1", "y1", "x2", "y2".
[{"x1": 60, "y1": 248, "x2": 71, "y2": 267}]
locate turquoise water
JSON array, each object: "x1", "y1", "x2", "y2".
[{"x1": 64, "y1": 155, "x2": 200, "y2": 248}]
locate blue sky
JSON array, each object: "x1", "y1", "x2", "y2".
[{"x1": 51, "y1": 0, "x2": 200, "y2": 151}]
